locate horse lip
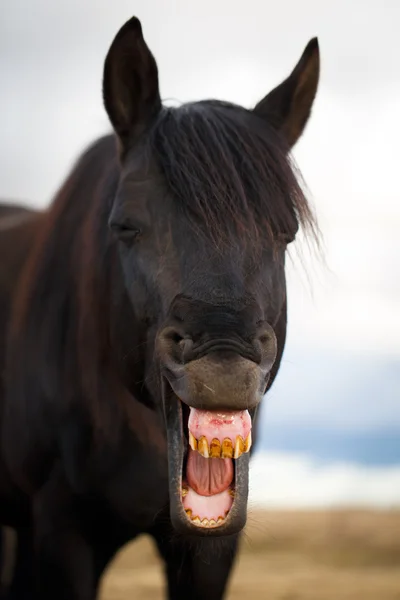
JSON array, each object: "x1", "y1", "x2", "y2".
[{"x1": 161, "y1": 378, "x2": 251, "y2": 537}]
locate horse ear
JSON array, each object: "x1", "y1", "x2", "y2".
[
  {"x1": 103, "y1": 17, "x2": 162, "y2": 154},
  {"x1": 254, "y1": 38, "x2": 320, "y2": 149}
]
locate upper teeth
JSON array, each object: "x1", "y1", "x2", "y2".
[{"x1": 189, "y1": 431, "x2": 252, "y2": 458}]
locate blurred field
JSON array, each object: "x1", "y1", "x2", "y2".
[{"x1": 100, "y1": 510, "x2": 400, "y2": 599}]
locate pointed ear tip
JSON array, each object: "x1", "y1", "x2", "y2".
[
  {"x1": 118, "y1": 16, "x2": 144, "y2": 38},
  {"x1": 127, "y1": 16, "x2": 142, "y2": 29},
  {"x1": 306, "y1": 37, "x2": 319, "y2": 54}
]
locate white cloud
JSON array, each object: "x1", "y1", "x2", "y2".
[{"x1": 249, "y1": 452, "x2": 400, "y2": 508}]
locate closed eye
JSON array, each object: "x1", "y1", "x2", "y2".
[{"x1": 109, "y1": 219, "x2": 142, "y2": 243}]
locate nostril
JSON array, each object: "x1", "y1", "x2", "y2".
[
  {"x1": 255, "y1": 325, "x2": 277, "y2": 370},
  {"x1": 171, "y1": 331, "x2": 184, "y2": 345},
  {"x1": 159, "y1": 327, "x2": 193, "y2": 363},
  {"x1": 258, "y1": 332, "x2": 272, "y2": 346},
  {"x1": 161, "y1": 327, "x2": 184, "y2": 343}
]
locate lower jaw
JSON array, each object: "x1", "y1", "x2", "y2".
[
  {"x1": 162, "y1": 379, "x2": 252, "y2": 537},
  {"x1": 182, "y1": 485, "x2": 234, "y2": 528}
]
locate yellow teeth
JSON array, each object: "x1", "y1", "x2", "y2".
[
  {"x1": 210, "y1": 438, "x2": 221, "y2": 458},
  {"x1": 189, "y1": 431, "x2": 197, "y2": 451},
  {"x1": 221, "y1": 437, "x2": 234, "y2": 458},
  {"x1": 185, "y1": 511, "x2": 229, "y2": 528},
  {"x1": 191, "y1": 432, "x2": 252, "y2": 458},
  {"x1": 244, "y1": 430, "x2": 252, "y2": 453},
  {"x1": 197, "y1": 436, "x2": 209, "y2": 458},
  {"x1": 234, "y1": 435, "x2": 244, "y2": 459}
]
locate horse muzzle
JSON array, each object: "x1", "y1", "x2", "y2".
[{"x1": 158, "y1": 329, "x2": 276, "y2": 537}]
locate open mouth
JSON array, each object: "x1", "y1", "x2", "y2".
[
  {"x1": 183, "y1": 407, "x2": 252, "y2": 527},
  {"x1": 162, "y1": 379, "x2": 253, "y2": 535}
]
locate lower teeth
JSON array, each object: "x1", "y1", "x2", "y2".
[
  {"x1": 181, "y1": 486, "x2": 234, "y2": 526},
  {"x1": 185, "y1": 509, "x2": 226, "y2": 527}
]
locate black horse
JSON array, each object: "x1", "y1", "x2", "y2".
[{"x1": 0, "y1": 17, "x2": 320, "y2": 600}]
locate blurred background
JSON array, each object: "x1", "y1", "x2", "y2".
[{"x1": 1, "y1": 1, "x2": 399, "y2": 598}]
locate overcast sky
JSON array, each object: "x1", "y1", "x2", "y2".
[{"x1": 1, "y1": 0, "x2": 399, "y2": 447}]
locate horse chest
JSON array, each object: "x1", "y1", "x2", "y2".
[
  {"x1": 62, "y1": 415, "x2": 170, "y2": 531},
  {"x1": 103, "y1": 434, "x2": 170, "y2": 528}
]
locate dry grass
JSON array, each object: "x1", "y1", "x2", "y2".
[{"x1": 100, "y1": 509, "x2": 400, "y2": 599}]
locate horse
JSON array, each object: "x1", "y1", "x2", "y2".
[{"x1": 0, "y1": 16, "x2": 320, "y2": 600}]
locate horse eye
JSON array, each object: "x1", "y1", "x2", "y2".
[{"x1": 109, "y1": 221, "x2": 142, "y2": 243}]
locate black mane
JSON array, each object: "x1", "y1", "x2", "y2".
[{"x1": 149, "y1": 101, "x2": 317, "y2": 248}]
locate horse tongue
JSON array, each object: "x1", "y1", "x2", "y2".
[{"x1": 186, "y1": 449, "x2": 233, "y2": 496}]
